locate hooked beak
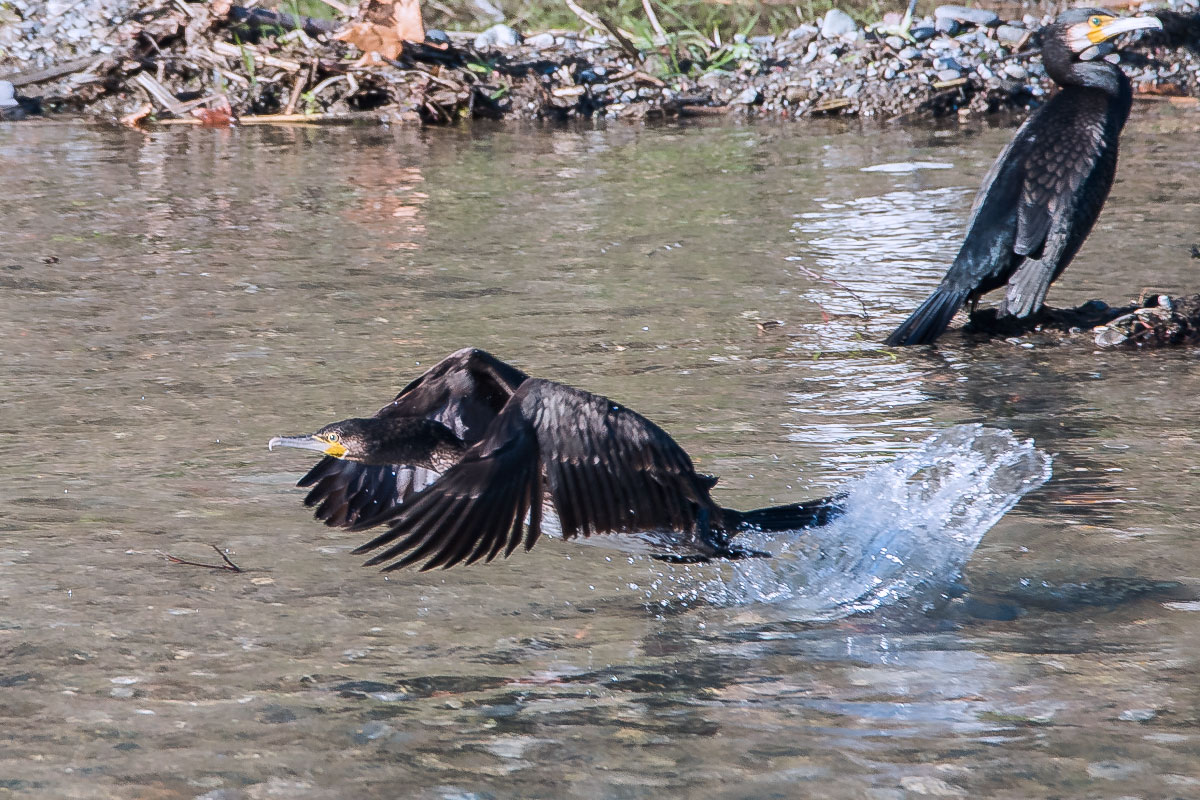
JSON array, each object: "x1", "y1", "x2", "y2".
[
  {"x1": 268, "y1": 435, "x2": 348, "y2": 458},
  {"x1": 1091, "y1": 15, "x2": 1162, "y2": 44}
]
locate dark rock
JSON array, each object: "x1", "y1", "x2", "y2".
[{"x1": 934, "y1": 17, "x2": 961, "y2": 36}]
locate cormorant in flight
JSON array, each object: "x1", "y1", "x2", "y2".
[
  {"x1": 885, "y1": 10, "x2": 1162, "y2": 346},
  {"x1": 269, "y1": 348, "x2": 840, "y2": 571}
]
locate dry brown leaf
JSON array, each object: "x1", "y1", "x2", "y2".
[
  {"x1": 191, "y1": 97, "x2": 235, "y2": 126},
  {"x1": 1135, "y1": 81, "x2": 1187, "y2": 97},
  {"x1": 335, "y1": 21, "x2": 405, "y2": 60},
  {"x1": 119, "y1": 103, "x2": 153, "y2": 128},
  {"x1": 335, "y1": 0, "x2": 425, "y2": 61}
]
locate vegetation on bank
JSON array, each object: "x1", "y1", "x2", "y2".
[{"x1": 278, "y1": 0, "x2": 905, "y2": 41}]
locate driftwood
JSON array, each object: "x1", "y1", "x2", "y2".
[{"x1": 0, "y1": 55, "x2": 106, "y2": 87}]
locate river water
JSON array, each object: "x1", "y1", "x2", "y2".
[{"x1": 1, "y1": 109, "x2": 1199, "y2": 799}]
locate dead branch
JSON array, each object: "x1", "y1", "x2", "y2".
[{"x1": 165, "y1": 544, "x2": 244, "y2": 572}]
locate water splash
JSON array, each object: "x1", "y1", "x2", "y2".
[{"x1": 699, "y1": 425, "x2": 1052, "y2": 620}]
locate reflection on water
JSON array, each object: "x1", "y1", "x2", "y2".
[{"x1": 1, "y1": 113, "x2": 1199, "y2": 798}]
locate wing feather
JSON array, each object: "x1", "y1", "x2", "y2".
[
  {"x1": 352, "y1": 378, "x2": 722, "y2": 571},
  {"x1": 288, "y1": 349, "x2": 527, "y2": 532}
]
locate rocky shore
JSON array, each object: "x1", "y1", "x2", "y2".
[{"x1": 0, "y1": 0, "x2": 1198, "y2": 125}]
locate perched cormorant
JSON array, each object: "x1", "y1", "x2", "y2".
[
  {"x1": 885, "y1": 10, "x2": 1163, "y2": 346},
  {"x1": 269, "y1": 348, "x2": 840, "y2": 571}
]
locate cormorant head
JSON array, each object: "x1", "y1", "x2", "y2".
[
  {"x1": 1052, "y1": 10, "x2": 1161, "y2": 58},
  {"x1": 269, "y1": 416, "x2": 466, "y2": 467}
]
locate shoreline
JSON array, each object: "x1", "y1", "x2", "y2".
[{"x1": 1, "y1": 1, "x2": 1198, "y2": 127}]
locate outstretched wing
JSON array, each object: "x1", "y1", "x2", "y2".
[
  {"x1": 377, "y1": 347, "x2": 529, "y2": 441},
  {"x1": 295, "y1": 348, "x2": 528, "y2": 531},
  {"x1": 297, "y1": 458, "x2": 439, "y2": 531},
  {"x1": 354, "y1": 378, "x2": 720, "y2": 571}
]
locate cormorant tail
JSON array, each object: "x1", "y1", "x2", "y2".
[
  {"x1": 884, "y1": 286, "x2": 971, "y2": 346},
  {"x1": 729, "y1": 495, "x2": 845, "y2": 533}
]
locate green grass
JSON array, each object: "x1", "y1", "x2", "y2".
[
  {"x1": 264, "y1": 0, "x2": 930, "y2": 44},
  {"x1": 264, "y1": 0, "x2": 919, "y2": 37},
  {"x1": 435, "y1": 0, "x2": 904, "y2": 37}
]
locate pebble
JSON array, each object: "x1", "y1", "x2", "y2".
[
  {"x1": 935, "y1": 56, "x2": 963, "y2": 71},
  {"x1": 1003, "y1": 63, "x2": 1028, "y2": 80},
  {"x1": 995, "y1": 24, "x2": 1028, "y2": 44},
  {"x1": 1118, "y1": 708, "x2": 1159, "y2": 722},
  {"x1": 524, "y1": 32, "x2": 555, "y2": 49},
  {"x1": 473, "y1": 23, "x2": 521, "y2": 50},
  {"x1": 0, "y1": 81, "x2": 15, "y2": 107},
  {"x1": 898, "y1": 46, "x2": 922, "y2": 62},
  {"x1": 820, "y1": 8, "x2": 858, "y2": 38},
  {"x1": 976, "y1": 64, "x2": 993, "y2": 80},
  {"x1": 934, "y1": 5, "x2": 1000, "y2": 28},
  {"x1": 899, "y1": 776, "x2": 967, "y2": 797},
  {"x1": 910, "y1": 26, "x2": 937, "y2": 42},
  {"x1": 787, "y1": 24, "x2": 819, "y2": 40},
  {"x1": 936, "y1": 68, "x2": 962, "y2": 82},
  {"x1": 732, "y1": 87, "x2": 760, "y2": 105},
  {"x1": 934, "y1": 17, "x2": 961, "y2": 36}
]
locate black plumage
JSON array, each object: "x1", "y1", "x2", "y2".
[
  {"x1": 269, "y1": 348, "x2": 841, "y2": 571},
  {"x1": 885, "y1": 10, "x2": 1163, "y2": 346}
]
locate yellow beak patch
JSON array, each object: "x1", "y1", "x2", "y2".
[
  {"x1": 1086, "y1": 15, "x2": 1117, "y2": 44},
  {"x1": 318, "y1": 437, "x2": 348, "y2": 458}
]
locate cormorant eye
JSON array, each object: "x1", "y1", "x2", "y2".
[
  {"x1": 326, "y1": 432, "x2": 340, "y2": 442},
  {"x1": 1090, "y1": 16, "x2": 1103, "y2": 27}
]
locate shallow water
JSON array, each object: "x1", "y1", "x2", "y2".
[{"x1": 2, "y1": 110, "x2": 1200, "y2": 799}]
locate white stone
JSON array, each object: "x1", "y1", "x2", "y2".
[{"x1": 820, "y1": 8, "x2": 857, "y2": 38}]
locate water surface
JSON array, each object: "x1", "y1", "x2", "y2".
[{"x1": 2, "y1": 111, "x2": 1200, "y2": 798}]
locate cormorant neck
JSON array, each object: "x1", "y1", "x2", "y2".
[
  {"x1": 359, "y1": 418, "x2": 468, "y2": 469},
  {"x1": 1044, "y1": 50, "x2": 1127, "y2": 97}
]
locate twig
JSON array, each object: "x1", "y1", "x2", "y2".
[
  {"x1": 598, "y1": 15, "x2": 642, "y2": 64},
  {"x1": 155, "y1": 110, "x2": 402, "y2": 125},
  {"x1": 314, "y1": 0, "x2": 351, "y2": 14},
  {"x1": 562, "y1": 0, "x2": 606, "y2": 32},
  {"x1": 212, "y1": 40, "x2": 303, "y2": 72},
  {"x1": 165, "y1": 544, "x2": 243, "y2": 572},
  {"x1": 134, "y1": 72, "x2": 188, "y2": 115},
  {"x1": 790, "y1": 262, "x2": 870, "y2": 319},
  {"x1": 641, "y1": 0, "x2": 668, "y2": 44},
  {"x1": 284, "y1": 63, "x2": 310, "y2": 115},
  {"x1": 562, "y1": 0, "x2": 639, "y2": 41}
]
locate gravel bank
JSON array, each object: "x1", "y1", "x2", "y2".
[{"x1": 0, "y1": 0, "x2": 1197, "y2": 124}]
